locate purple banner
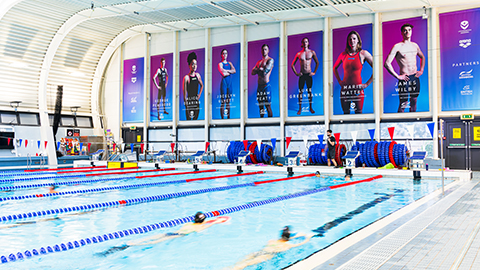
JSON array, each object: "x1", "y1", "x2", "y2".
[
  {"x1": 440, "y1": 8, "x2": 480, "y2": 111},
  {"x1": 150, "y1": 53, "x2": 173, "y2": 122},
  {"x1": 383, "y1": 17, "x2": 429, "y2": 113},
  {"x1": 248, "y1": 38, "x2": 280, "y2": 118},
  {"x1": 332, "y1": 24, "x2": 373, "y2": 115},
  {"x1": 212, "y1": 43, "x2": 240, "y2": 120},
  {"x1": 179, "y1": 48, "x2": 205, "y2": 121},
  {"x1": 123, "y1": 58, "x2": 144, "y2": 123},
  {"x1": 288, "y1": 31, "x2": 324, "y2": 117}
]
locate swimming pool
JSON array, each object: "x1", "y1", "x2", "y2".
[{"x1": 0, "y1": 167, "x2": 452, "y2": 269}]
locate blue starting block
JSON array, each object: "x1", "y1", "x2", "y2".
[
  {"x1": 237, "y1": 150, "x2": 250, "y2": 165},
  {"x1": 191, "y1": 151, "x2": 205, "y2": 164},
  {"x1": 153, "y1": 150, "x2": 167, "y2": 162},
  {"x1": 409, "y1": 151, "x2": 427, "y2": 170},
  {"x1": 342, "y1": 151, "x2": 360, "y2": 168},
  {"x1": 285, "y1": 151, "x2": 300, "y2": 166},
  {"x1": 89, "y1": 149, "x2": 105, "y2": 161}
]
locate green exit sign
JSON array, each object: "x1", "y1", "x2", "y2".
[{"x1": 461, "y1": 114, "x2": 474, "y2": 120}]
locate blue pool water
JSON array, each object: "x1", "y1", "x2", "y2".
[{"x1": 0, "y1": 168, "x2": 452, "y2": 269}]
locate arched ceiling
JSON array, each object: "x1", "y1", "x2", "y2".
[{"x1": 0, "y1": 0, "x2": 477, "y2": 114}]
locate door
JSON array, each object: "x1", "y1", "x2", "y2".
[
  {"x1": 469, "y1": 121, "x2": 480, "y2": 171},
  {"x1": 445, "y1": 121, "x2": 467, "y2": 170}
]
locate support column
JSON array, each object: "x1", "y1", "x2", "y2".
[
  {"x1": 373, "y1": 12, "x2": 381, "y2": 141},
  {"x1": 240, "y1": 25, "x2": 246, "y2": 141},
  {"x1": 172, "y1": 31, "x2": 179, "y2": 146},
  {"x1": 280, "y1": 21, "x2": 286, "y2": 157},
  {"x1": 143, "y1": 33, "x2": 150, "y2": 156},
  {"x1": 205, "y1": 28, "x2": 211, "y2": 145},
  {"x1": 430, "y1": 7, "x2": 439, "y2": 159},
  {"x1": 323, "y1": 17, "x2": 330, "y2": 132}
]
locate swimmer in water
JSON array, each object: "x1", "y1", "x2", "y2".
[
  {"x1": 315, "y1": 171, "x2": 321, "y2": 177},
  {"x1": 97, "y1": 212, "x2": 226, "y2": 256},
  {"x1": 48, "y1": 185, "x2": 58, "y2": 194},
  {"x1": 231, "y1": 226, "x2": 312, "y2": 270}
]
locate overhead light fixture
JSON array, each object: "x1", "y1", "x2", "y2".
[
  {"x1": 70, "y1": 106, "x2": 81, "y2": 116},
  {"x1": 10, "y1": 101, "x2": 22, "y2": 112},
  {"x1": 134, "y1": 11, "x2": 139, "y2": 15},
  {"x1": 422, "y1": 6, "x2": 428, "y2": 19},
  {"x1": 91, "y1": 1, "x2": 94, "y2": 10}
]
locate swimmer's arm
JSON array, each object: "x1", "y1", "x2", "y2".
[
  {"x1": 152, "y1": 69, "x2": 160, "y2": 89},
  {"x1": 263, "y1": 58, "x2": 274, "y2": 76},
  {"x1": 165, "y1": 68, "x2": 169, "y2": 88},
  {"x1": 197, "y1": 73, "x2": 204, "y2": 99},
  {"x1": 363, "y1": 50, "x2": 374, "y2": 87},
  {"x1": 384, "y1": 45, "x2": 401, "y2": 79},
  {"x1": 218, "y1": 62, "x2": 229, "y2": 77},
  {"x1": 311, "y1": 51, "x2": 319, "y2": 75},
  {"x1": 183, "y1": 75, "x2": 188, "y2": 101},
  {"x1": 333, "y1": 53, "x2": 344, "y2": 84},
  {"x1": 289, "y1": 234, "x2": 313, "y2": 248},
  {"x1": 251, "y1": 62, "x2": 259, "y2": 75},
  {"x1": 229, "y1": 62, "x2": 236, "y2": 74},
  {"x1": 291, "y1": 53, "x2": 300, "y2": 76},
  {"x1": 416, "y1": 44, "x2": 425, "y2": 77}
]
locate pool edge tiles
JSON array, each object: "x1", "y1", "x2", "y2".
[{"x1": 286, "y1": 180, "x2": 464, "y2": 270}]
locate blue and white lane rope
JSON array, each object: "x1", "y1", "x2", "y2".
[
  {"x1": 0, "y1": 173, "x2": 86, "y2": 183},
  {"x1": 0, "y1": 176, "x2": 136, "y2": 191},
  {"x1": 0, "y1": 176, "x2": 382, "y2": 263}
]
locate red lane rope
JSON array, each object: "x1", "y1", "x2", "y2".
[
  {"x1": 185, "y1": 171, "x2": 264, "y2": 182},
  {"x1": 254, "y1": 173, "x2": 316, "y2": 185},
  {"x1": 87, "y1": 168, "x2": 175, "y2": 177},
  {"x1": 330, "y1": 175, "x2": 383, "y2": 189},
  {"x1": 24, "y1": 166, "x2": 107, "y2": 172},
  {"x1": 136, "y1": 169, "x2": 217, "y2": 179},
  {"x1": 56, "y1": 167, "x2": 139, "y2": 174}
]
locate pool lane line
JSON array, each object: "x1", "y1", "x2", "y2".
[
  {"x1": 24, "y1": 166, "x2": 107, "y2": 172},
  {"x1": 185, "y1": 171, "x2": 264, "y2": 182},
  {"x1": 56, "y1": 167, "x2": 139, "y2": 174},
  {"x1": 0, "y1": 174, "x2": 383, "y2": 264},
  {"x1": 0, "y1": 169, "x2": 224, "y2": 202},
  {"x1": 135, "y1": 169, "x2": 217, "y2": 179},
  {"x1": 312, "y1": 191, "x2": 401, "y2": 237},
  {"x1": 253, "y1": 173, "x2": 316, "y2": 185},
  {"x1": 0, "y1": 168, "x2": 175, "y2": 183}
]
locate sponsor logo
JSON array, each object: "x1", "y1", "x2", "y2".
[
  {"x1": 131, "y1": 106, "x2": 136, "y2": 113},
  {"x1": 451, "y1": 61, "x2": 480, "y2": 67},
  {"x1": 130, "y1": 97, "x2": 137, "y2": 103},
  {"x1": 459, "y1": 69, "x2": 473, "y2": 79},
  {"x1": 131, "y1": 77, "x2": 137, "y2": 83},
  {"x1": 131, "y1": 65, "x2": 137, "y2": 74},
  {"x1": 461, "y1": 85, "x2": 473, "y2": 96},
  {"x1": 459, "y1": 20, "x2": 472, "y2": 34},
  {"x1": 459, "y1": 39, "x2": 471, "y2": 48}
]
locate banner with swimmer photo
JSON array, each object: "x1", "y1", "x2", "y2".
[
  {"x1": 332, "y1": 24, "x2": 373, "y2": 115},
  {"x1": 179, "y1": 48, "x2": 205, "y2": 121},
  {"x1": 150, "y1": 53, "x2": 173, "y2": 122},
  {"x1": 287, "y1": 31, "x2": 324, "y2": 117},
  {"x1": 383, "y1": 17, "x2": 429, "y2": 113},
  {"x1": 123, "y1": 57, "x2": 144, "y2": 123},
  {"x1": 212, "y1": 43, "x2": 240, "y2": 120},
  {"x1": 440, "y1": 8, "x2": 480, "y2": 111}
]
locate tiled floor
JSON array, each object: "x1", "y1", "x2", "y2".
[{"x1": 331, "y1": 172, "x2": 480, "y2": 270}]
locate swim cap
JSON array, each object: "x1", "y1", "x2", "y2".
[
  {"x1": 194, "y1": 212, "x2": 206, "y2": 223},
  {"x1": 281, "y1": 226, "x2": 291, "y2": 241}
]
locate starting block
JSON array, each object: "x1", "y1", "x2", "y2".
[
  {"x1": 153, "y1": 150, "x2": 167, "y2": 162},
  {"x1": 285, "y1": 151, "x2": 300, "y2": 166},
  {"x1": 191, "y1": 151, "x2": 205, "y2": 164},
  {"x1": 409, "y1": 151, "x2": 427, "y2": 170},
  {"x1": 237, "y1": 150, "x2": 250, "y2": 165},
  {"x1": 89, "y1": 149, "x2": 104, "y2": 161},
  {"x1": 342, "y1": 151, "x2": 360, "y2": 168}
]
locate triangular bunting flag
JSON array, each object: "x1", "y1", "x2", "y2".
[
  {"x1": 271, "y1": 138, "x2": 276, "y2": 152},
  {"x1": 8, "y1": 138, "x2": 11, "y2": 146},
  {"x1": 25, "y1": 139, "x2": 28, "y2": 147},
  {"x1": 170, "y1": 143, "x2": 175, "y2": 153},
  {"x1": 80, "y1": 143, "x2": 84, "y2": 151},
  {"x1": 368, "y1": 129, "x2": 375, "y2": 141},
  {"x1": 205, "y1": 142, "x2": 210, "y2": 152},
  {"x1": 44, "y1": 141, "x2": 48, "y2": 149},
  {"x1": 256, "y1": 139, "x2": 262, "y2": 151},
  {"x1": 141, "y1": 143, "x2": 145, "y2": 153},
  {"x1": 351, "y1": 131, "x2": 358, "y2": 144},
  {"x1": 37, "y1": 141, "x2": 41, "y2": 149},
  {"x1": 243, "y1": 140, "x2": 248, "y2": 151},
  {"x1": 387, "y1": 127, "x2": 395, "y2": 141},
  {"x1": 303, "y1": 136, "x2": 309, "y2": 148},
  {"x1": 88, "y1": 142, "x2": 91, "y2": 152},
  {"x1": 317, "y1": 134, "x2": 324, "y2": 143},
  {"x1": 130, "y1": 143, "x2": 134, "y2": 152},
  {"x1": 286, "y1": 137, "x2": 292, "y2": 149},
  {"x1": 427, "y1": 122, "x2": 435, "y2": 138},
  {"x1": 56, "y1": 141, "x2": 60, "y2": 150},
  {"x1": 334, "y1": 133, "x2": 340, "y2": 144}
]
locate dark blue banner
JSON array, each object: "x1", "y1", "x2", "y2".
[
  {"x1": 440, "y1": 8, "x2": 480, "y2": 111},
  {"x1": 123, "y1": 58, "x2": 144, "y2": 122}
]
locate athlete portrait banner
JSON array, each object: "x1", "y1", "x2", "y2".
[
  {"x1": 287, "y1": 31, "x2": 324, "y2": 117},
  {"x1": 247, "y1": 38, "x2": 280, "y2": 119},
  {"x1": 150, "y1": 53, "x2": 173, "y2": 122},
  {"x1": 332, "y1": 24, "x2": 373, "y2": 115},
  {"x1": 123, "y1": 57, "x2": 144, "y2": 123},
  {"x1": 440, "y1": 8, "x2": 480, "y2": 111},
  {"x1": 212, "y1": 43, "x2": 240, "y2": 120},
  {"x1": 179, "y1": 48, "x2": 205, "y2": 121},
  {"x1": 383, "y1": 17, "x2": 429, "y2": 113}
]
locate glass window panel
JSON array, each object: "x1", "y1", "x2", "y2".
[
  {"x1": 246, "y1": 126, "x2": 280, "y2": 140},
  {"x1": 1, "y1": 113, "x2": 17, "y2": 124},
  {"x1": 76, "y1": 117, "x2": 92, "y2": 127},
  {"x1": 178, "y1": 128, "x2": 204, "y2": 141},
  {"x1": 210, "y1": 127, "x2": 241, "y2": 141},
  {"x1": 61, "y1": 116, "x2": 75, "y2": 127}
]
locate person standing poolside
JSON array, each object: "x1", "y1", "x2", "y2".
[
  {"x1": 218, "y1": 49, "x2": 236, "y2": 119},
  {"x1": 252, "y1": 44, "x2": 274, "y2": 118},
  {"x1": 183, "y1": 52, "x2": 204, "y2": 120},
  {"x1": 384, "y1": 23, "x2": 425, "y2": 112},
  {"x1": 232, "y1": 226, "x2": 312, "y2": 270},
  {"x1": 152, "y1": 58, "x2": 169, "y2": 120},
  {"x1": 333, "y1": 31, "x2": 373, "y2": 114},
  {"x1": 291, "y1": 37, "x2": 319, "y2": 115},
  {"x1": 327, "y1": 129, "x2": 338, "y2": 167}
]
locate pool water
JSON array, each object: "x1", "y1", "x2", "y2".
[{"x1": 0, "y1": 168, "x2": 451, "y2": 269}]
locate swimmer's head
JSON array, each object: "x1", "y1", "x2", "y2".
[
  {"x1": 194, "y1": 212, "x2": 206, "y2": 223},
  {"x1": 315, "y1": 171, "x2": 321, "y2": 177},
  {"x1": 281, "y1": 226, "x2": 291, "y2": 241},
  {"x1": 301, "y1": 37, "x2": 309, "y2": 48}
]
